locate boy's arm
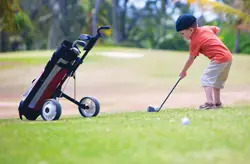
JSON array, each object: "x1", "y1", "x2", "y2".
[
  {"x1": 179, "y1": 55, "x2": 196, "y2": 79},
  {"x1": 204, "y1": 25, "x2": 220, "y2": 35},
  {"x1": 210, "y1": 26, "x2": 220, "y2": 35},
  {"x1": 214, "y1": 27, "x2": 220, "y2": 35}
]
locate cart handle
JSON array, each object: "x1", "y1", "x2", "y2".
[{"x1": 97, "y1": 26, "x2": 110, "y2": 37}]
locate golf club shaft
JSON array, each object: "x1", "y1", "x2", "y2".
[{"x1": 158, "y1": 77, "x2": 181, "y2": 111}]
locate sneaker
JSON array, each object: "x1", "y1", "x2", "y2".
[
  {"x1": 198, "y1": 102, "x2": 214, "y2": 110},
  {"x1": 214, "y1": 103, "x2": 223, "y2": 109}
]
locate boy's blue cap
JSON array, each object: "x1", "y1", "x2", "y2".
[{"x1": 176, "y1": 14, "x2": 196, "y2": 32}]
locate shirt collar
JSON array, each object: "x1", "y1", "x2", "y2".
[{"x1": 190, "y1": 27, "x2": 200, "y2": 40}]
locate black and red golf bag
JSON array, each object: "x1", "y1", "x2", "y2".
[
  {"x1": 18, "y1": 40, "x2": 78, "y2": 120},
  {"x1": 18, "y1": 26, "x2": 110, "y2": 121}
]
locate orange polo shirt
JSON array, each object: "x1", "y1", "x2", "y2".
[{"x1": 190, "y1": 26, "x2": 232, "y2": 63}]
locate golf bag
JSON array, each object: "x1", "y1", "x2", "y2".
[
  {"x1": 18, "y1": 26, "x2": 110, "y2": 121},
  {"x1": 18, "y1": 40, "x2": 78, "y2": 120}
]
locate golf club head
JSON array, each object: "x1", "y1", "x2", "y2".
[
  {"x1": 147, "y1": 105, "x2": 160, "y2": 112},
  {"x1": 79, "y1": 34, "x2": 91, "y2": 41}
]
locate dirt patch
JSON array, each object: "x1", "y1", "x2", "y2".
[
  {"x1": 1, "y1": 90, "x2": 250, "y2": 119},
  {"x1": 98, "y1": 51, "x2": 144, "y2": 58}
]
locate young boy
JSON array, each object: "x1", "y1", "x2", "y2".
[{"x1": 176, "y1": 14, "x2": 232, "y2": 109}]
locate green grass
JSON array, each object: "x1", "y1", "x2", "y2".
[
  {"x1": 0, "y1": 48, "x2": 250, "y2": 163},
  {"x1": 0, "y1": 49, "x2": 105, "y2": 69},
  {"x1": 1, "y1": 47, "x2": 250, "y2": 89},
  {"x1": 0, "y1": 107, "x2": 250, "y2": 164}
]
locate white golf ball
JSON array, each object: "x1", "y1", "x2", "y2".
[{"x1": 181, "y1": 117, "x2": 190, "y2": 125}]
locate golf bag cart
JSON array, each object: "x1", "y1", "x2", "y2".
[{"x1": 18, "y1": 26, "x2": 110, "y2": 121}]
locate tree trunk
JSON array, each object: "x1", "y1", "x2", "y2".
[
  {"x1": 47, "y1": 0, "x2": 69, "y2": 49},
  {"x1": 92, "y1": 0, "x2": 103, "y2": 35},
  {"x1": 161, "y1": 0, "x2": 166, "y2": 15},
  {"x1": 234, "y1": 19, "x2": 242, "y2": 54},
  {"x1": 120, "y1": 0, "x2": 129, "y2": 41},
  {"x1": 47, "y1": 0, "x2": 64, "y2": 49},
  {"x1": 112, "y1": 0, "x2": 120, "y2": 44},
  {"x1": 197, "y1": 14, "x2": 205, "y2": 26},
  {"x1": 48, "y1": 20, "x2": 63, "y2": 49},
  {"x1": 0, "y1": 31, "x2": 9, "y2": 52},
  {"x1": 234, "y1": 28, "x2": 240, "y2": 53}
]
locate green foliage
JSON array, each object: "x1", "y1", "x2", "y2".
[
  {"x1": 124, "y1": 2, "x2": 189, "y2": 51},
  {"x1": 1, "y1": 0, "x2": 249, "y2": 54},
  {"x1": 242, "y1": 0, "x2": 250, "y2": 10},
  {"x1": 158, "y1": 32, "x2": 188, "y2": 51},
  {"x1": 14, "y1": 12, "x2": 34, "y2": 32},
  {"x1": 219, "y1": 24, "x2": 250, "y2": 54},
  {"x1": 0, "y1": 0, "x2": 23, "y2": 32},
  {"x1": 0, "y1": 107, "x2": 250, "y2": 163},
  {"x1": 198, "y1": 0, "x2": 250, "y2": 24}
]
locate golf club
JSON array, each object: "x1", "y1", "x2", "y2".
[{"x1": 147, "y1": 77, "x2": 182, "y2": 112}]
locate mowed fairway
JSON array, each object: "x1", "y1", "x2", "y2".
[
  {"x1": 0, "y1": 47, "x2": 250, "y2": 117},
  {"x1": 0, "y1": 47, "x2": 250, "y2": 163},
  {"x1": 0, "y1": 107, "x2": 250, "y2": 164}
]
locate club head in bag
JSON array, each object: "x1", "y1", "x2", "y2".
[
  {"x1": 79, "y1": 34, "x2": 91, "y2": 41},
  {"x1": 72, "y1": 40, "x2": 86, "y2": 48}
]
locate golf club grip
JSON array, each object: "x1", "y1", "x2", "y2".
[{"x1": 158, "y1": 78, "x2": 181, "y2": 111}]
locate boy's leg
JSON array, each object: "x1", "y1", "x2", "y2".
[
  {"x1": 200, "y1": 61, "x2": 220, "y2": 109},
  {"x1": 213, "y1": 87, "x2": 221, "y2": 104},
  {"x1": 198, "y1": 86, "x2": 214, "y2": 109},
  {"x1": 212, "y1": 61, "x2": 232, "y2": 108},
  {"x1": 204, "y1": 86, "x2": 213, "y2": 104}
]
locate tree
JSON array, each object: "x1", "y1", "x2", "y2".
[
  {"x1": 161, "y1": 0, "x2": 167, "y2": 14},
  {"x1": 92, "y1": 0, "x2": 103, "y2": 35},
  {"x1": 47, "y1": 0, "x2": 66, "y2": 49},
  {"x1": 196, "y1": 0, "x2": 250, "y2": 23},
  {"x1": 110, "y1": 0, "x2": 130, "y2": 43},
  {"x1": 112, "y1": 0, "x2": 120, "y2": 44},
  {"x1": 0, "y1": 0, "x2": 22, "y2": 32},
  {"x1": 119, "y1": 0, "x2": 129, "y2": 41},
  {"x1": 46, "y1": 0, "x2": 85, "y2": 49},
  {"x1": 0, "y1": 0, "x2": 21, "y2": 51},
  {"x1": 196, "y1": 0, "x2": 250, "y2": 53}
]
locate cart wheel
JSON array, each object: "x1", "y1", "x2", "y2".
[
  {"x1": 41, "y1": 99, "x2": 62, "y2": 121},
  {"x1": 78, "y1": 97, "x2": 100, "y2": 117}
]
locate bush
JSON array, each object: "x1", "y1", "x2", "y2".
[
  {"x1": 158, "y1": 36, "x2": 188, "y2": 51},
  {"x1": 220, "y1": 24, "x2": 250, "y2": 54}
]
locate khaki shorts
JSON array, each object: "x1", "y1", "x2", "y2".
[{"x1": 201, "y1": 60, "x2": 232, "y2": 89}]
